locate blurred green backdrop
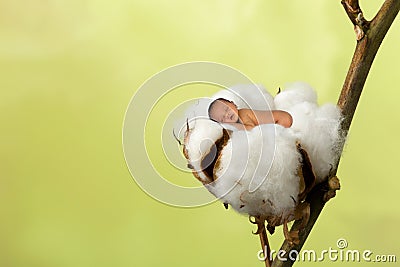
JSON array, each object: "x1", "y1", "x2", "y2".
[{"x1": 1, "y1": 1, "x2": 399, "y2": 266}]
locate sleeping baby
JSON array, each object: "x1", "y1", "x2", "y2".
[{"x1": 208, "y1": 98, "x2": 293, "y2": 130}]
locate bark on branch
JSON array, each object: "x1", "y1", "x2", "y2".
[{"x1": 271, "y1": 1, "x2": 400, "y2": 266}]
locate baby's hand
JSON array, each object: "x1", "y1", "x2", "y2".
[{"x1": 273, "y1": 110, "x2": 293, "y2": 128}]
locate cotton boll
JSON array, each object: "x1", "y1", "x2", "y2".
[
  {"x1": 297, "y1": 103, "x2": 342, "y2": 181},
  {"x1": 252, "y1": 126, "x2": 300, "y2": 218},
  {"x1": 182, "y1": 82, "x2": 343, "y2": 222},
  {"x1": 284, "y1": 101, "x2": 319, "y2": 137},
  {"x1": 274, "y1": 84, "x2": 343, "y2": 181},
  {"x1": 274, "y1": 82, "x2": 317, "y2": 110},
  {"x1": 206, "y1": 125, "x2": 300, "y2": 219},
  {"x1": 184, "y1": 118, "x2": 225, "y2": 184},
  {"x1": 305, "y1": 103, "x2": 343, "y2": 181}
]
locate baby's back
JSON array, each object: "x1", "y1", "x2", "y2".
[{"x1": 238, "y1": 109, "x2": 275, "y2": 127}]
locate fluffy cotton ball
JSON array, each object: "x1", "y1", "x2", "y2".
[
  {"x1": 274, "y1": 83, "x2": 343, "y2": 181},
  {"x1": 183, "y1": 118, "x2": 225, "y2": 185},
  {"x1": 274, "y1": 82, "x2": 317, "y2": 110},
  {"x1": 182, "y1": 82, "x2": 343, "y2": 220},
  {"x1": 206, "y1": 125, "x2": 300, "y2": 219}
]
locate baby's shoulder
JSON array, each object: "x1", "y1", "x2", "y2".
[
  {"x1": 238, "y1": 109, "x2": 255, "y2": 122},
  {"x1": 238, "y1": 108, "x2": 253, "y2": 116}
]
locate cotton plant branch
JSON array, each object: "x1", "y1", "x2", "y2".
[
  {"x1": 271, "y1": 1, "x2": 400, "y2": 266},
  {"x1": 251, "y1": 216, "x2": 272, "y2": 267}
]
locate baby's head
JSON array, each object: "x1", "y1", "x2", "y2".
[{"x1": 208, "y1": 98, "x2": 239, "y2": 123}]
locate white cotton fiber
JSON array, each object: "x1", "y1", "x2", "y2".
[
  {"x1": 274, "y1": 83, "x2": 343, "y2": 181},
  {"x1": 184, "y1": 118, "x2": 225, "y2": 184},
  {"x1": 274, "y1": 82, "x2": 317, "y2": 110},
  {"x1": 182, "y1": 82, "x2": 344, "y2": 219},
  {"x1": 206, "y1": 125, "x2": 300, "y2": 220}
]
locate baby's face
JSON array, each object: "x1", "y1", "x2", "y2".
[{"x1": 209, "y1": 100, "x2": 239, "y2": 123}]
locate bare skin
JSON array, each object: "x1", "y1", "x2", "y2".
[{"x1": 208, "y1": 99, "x2": 293, "y2": 130}]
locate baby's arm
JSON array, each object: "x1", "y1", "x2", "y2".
[
  {"x1": 271, "y1": 110, "x2": 293, "y2": 128},
  {"x1": 249, "y1": 109, "x2": 292, "y2": 128},
  {"x1": 224, "y1": 110, "x2": 292, "y2": 130}
]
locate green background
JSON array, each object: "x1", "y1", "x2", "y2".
[{"x1": 1, "y1": 1, "x2": 399, "y2": 266}]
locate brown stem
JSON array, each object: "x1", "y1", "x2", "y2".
[
  {"x1": 339, "y1": 0, "x2": 400, "y2": 131},
  {"x1": 260, "y1": 228, "x2": 272, "y2": 267},
  {"x1": 254, "y1": 216, "x2": 272, "y2": 267},
  {"x1": 271, "y1": 1, "x2": 400, "y2": 266},
  {"x1": 341, "y1": 0, "x2": 369, "y2": 40}
]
